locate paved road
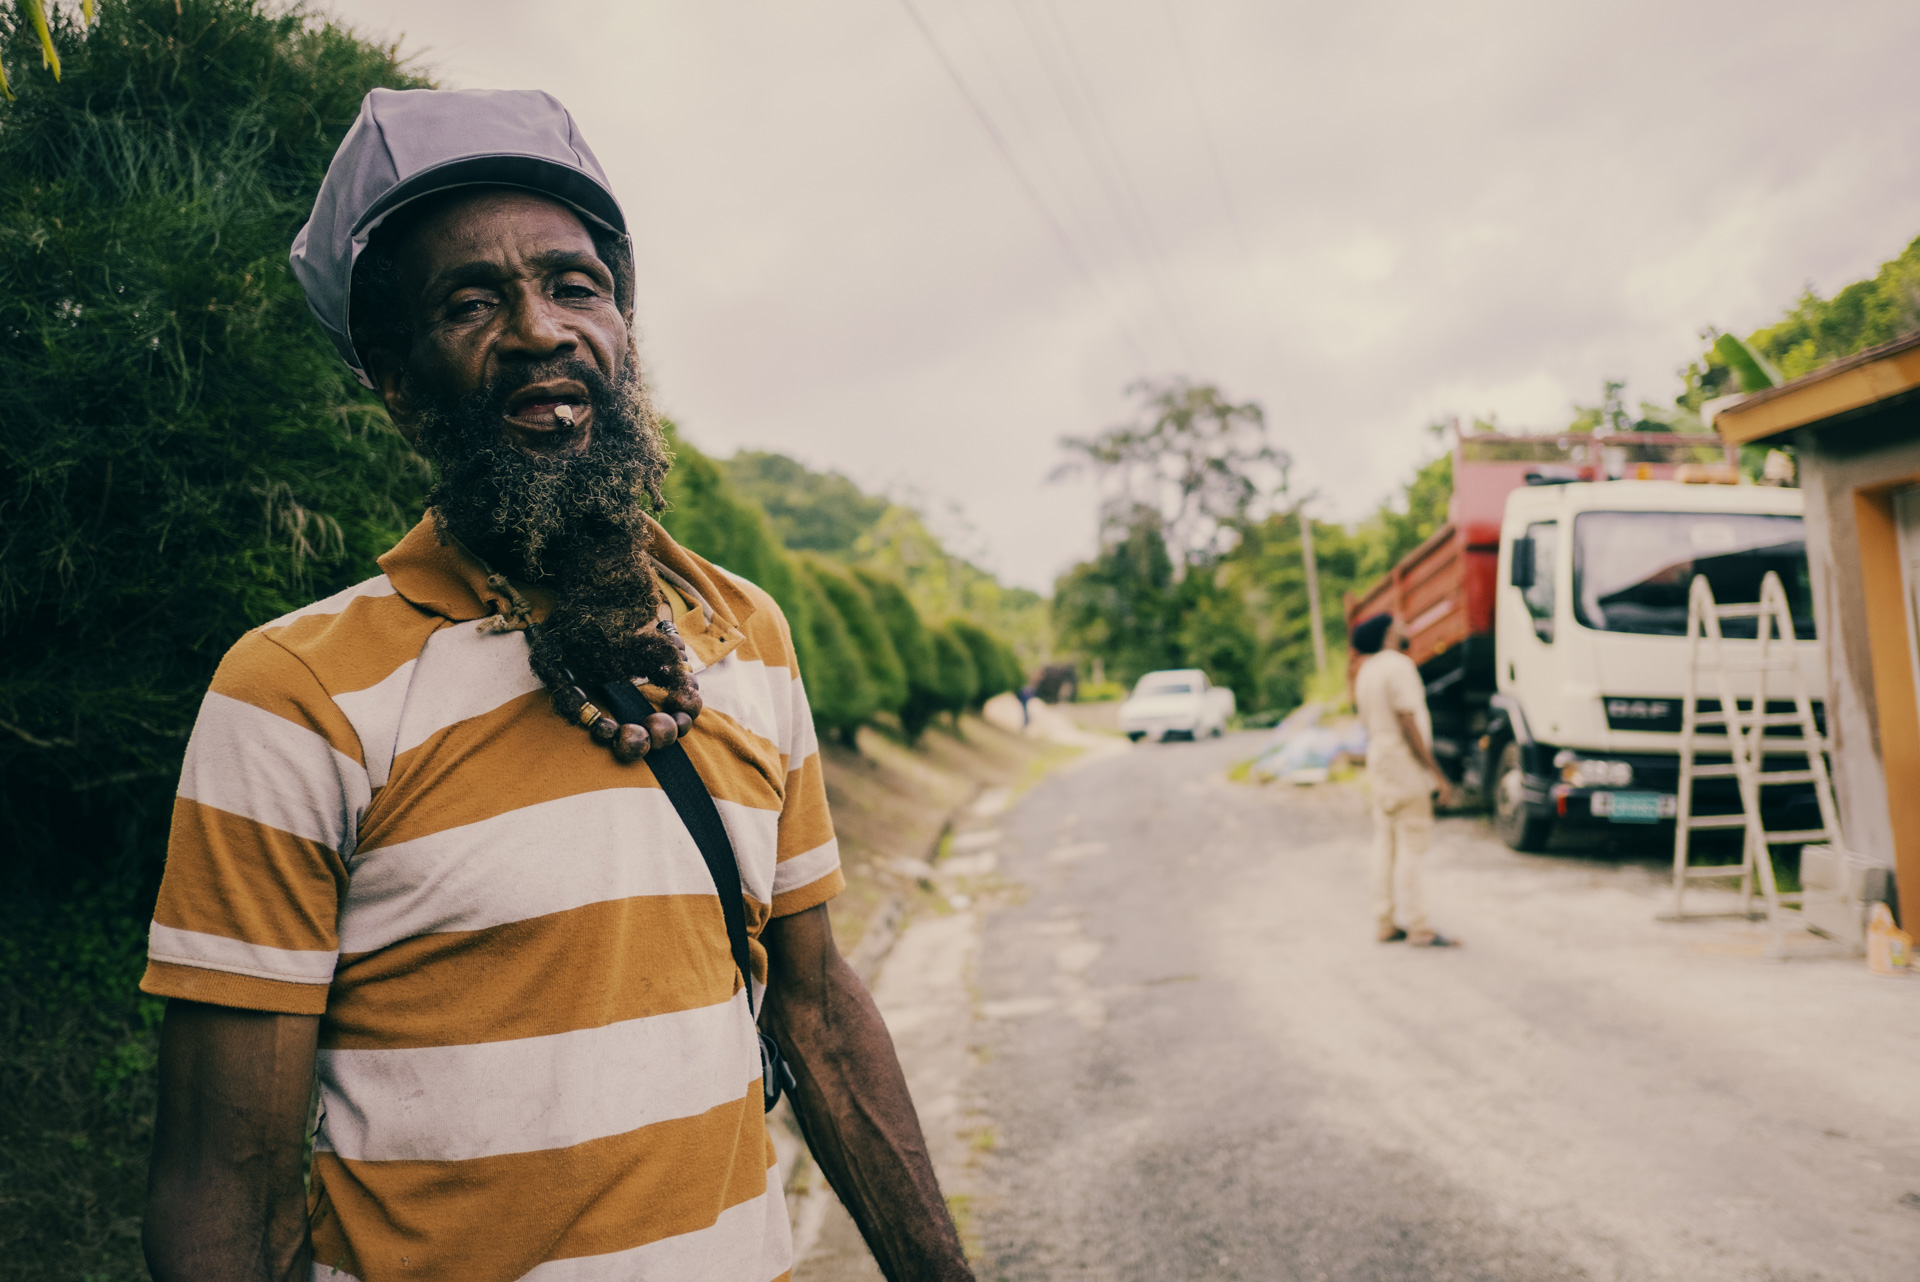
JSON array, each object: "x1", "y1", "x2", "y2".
[{"x1": 941, "y1": 731, "x2": 1920, "y2": 1282}]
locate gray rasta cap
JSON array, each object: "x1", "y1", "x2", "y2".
[{"x1": 290, "y1": 87, "x2": 627, "y2": 386}]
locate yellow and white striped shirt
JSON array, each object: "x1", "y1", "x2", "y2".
[{"x1": 141, "y1": 513, "x2": 842, "y2": 1282}]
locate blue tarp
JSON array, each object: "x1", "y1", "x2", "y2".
[{"x1": 1251, "y1": 703, "x2": 1367, "y2": 785}]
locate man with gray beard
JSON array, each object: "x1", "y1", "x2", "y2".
[{"x1": 139, "y1": 89, "x2": 970, "y2": 1282}]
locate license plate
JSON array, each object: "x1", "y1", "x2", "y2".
[{"x1": 1603, "y1": 791, "x2": 1664, "y2": 824}]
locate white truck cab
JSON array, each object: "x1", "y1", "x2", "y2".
[{"x1": 1488, "y1": 479, "x2": 1823, "y2": 849}]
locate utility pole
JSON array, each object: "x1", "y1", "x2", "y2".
[{"x1": 1297, "y1": 494, "x2": 1327, "y2": 674}]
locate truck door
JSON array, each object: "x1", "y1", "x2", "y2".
[{"x1": 1505, "y1": 519, "x2": 1563, "y2": 736}]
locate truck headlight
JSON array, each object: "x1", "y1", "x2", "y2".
[{"x1": 1553, "y1": 752, "x2": 1632, "y2": 789}]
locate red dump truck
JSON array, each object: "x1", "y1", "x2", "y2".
[{"x1": 1343, "y1": 431, "x2": 1824, "y2": 850}]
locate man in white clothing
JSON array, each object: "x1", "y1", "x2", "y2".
[{"x1": 1350, "y1": 613, "x2": 1458, "y2": 947}]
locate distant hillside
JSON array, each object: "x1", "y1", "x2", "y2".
[{"x1": 716, "y1": 450, "x2": 1052, "y2": 671}]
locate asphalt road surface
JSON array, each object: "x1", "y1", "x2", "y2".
[{"x1": 897, "y1": 729, "x2": 1920, "y2": 1282}]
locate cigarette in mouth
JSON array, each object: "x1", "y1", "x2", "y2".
[{"x1": 554, "y1": 404, "x2": 575, "y2": 426}]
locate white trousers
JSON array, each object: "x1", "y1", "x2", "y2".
[{"x1": 1370, "y1": 792, "x2": 1433, "y2": 934}]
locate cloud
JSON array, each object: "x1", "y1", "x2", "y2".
[{"x1": 325, "y1": 0, "x2": 1920, "y2": 589}]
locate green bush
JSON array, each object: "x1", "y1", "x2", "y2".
[
  {"x1": 995, "y1": 635, "x2": 1028, "y2": 697},
  {"x1": 856, "y1": 568, "x2": 936, "y2": 692},
  {"x1": 719, "y1": 450, "x2": 890, "y2": 554},
  {"x1": 861, "y1": 569, "x2": 941, "y2": 741},
  {"x1": 0, "y1": 2, "x2": 426, "y2": 1276},
  {"x1": 950, "y1": 619, "x2": 1013, "y2": 709},
  {"x1": 1698, "y1": 235, "x2": 1920, "y2": 391},
  {"x1": 928, "y1": 623, "x2": 979, "y2": 728},
  {"x1": 1051, "y1": 513, "x2": 1182, "y2": 687},
  {"x1": 791, "y1": 560, "x2": 877, "y2": 743},
  {"x1": 0, "y1": 0, "x2": 429, "y2": 858},
  {"x1": 657, "y1": 425, "x2": 816, "y2": 673},
  {"x1": 808, "y1": 559, "x2": 906, "y2": 717}
]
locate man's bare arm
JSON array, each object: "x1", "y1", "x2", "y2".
[
  {"x1": 1396, "y1": 709, "x2": 1456, "y2": 805},
  {"x1": 761, "y1": 904, "x2": 972, "y2": 1281},
  {"x1": 144, "y1": 1000, "x2": 318, "y2": 1282}
]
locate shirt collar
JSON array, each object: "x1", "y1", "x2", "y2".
[{"x1": 377, "y1": 511, "x2": 752, "y2": 668}]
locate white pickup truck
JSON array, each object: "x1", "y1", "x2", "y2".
[{"x1": 1118, "y1": 669, "x2": 1236, "y2": 742}]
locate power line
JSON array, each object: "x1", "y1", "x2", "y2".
[
  {"x1": 939, "y1": 0, "x2": 1195, "y2": 370},
  {"x1": 1036, "y1": 0, "x2": 1212, "y2": 361},
  {"x1": 894, "y1": 0, "x2": 1156, "y2": 369},
  {"x1": 1010, "y1": 0, "x2": 1203, "y2": 368},
  {"x1": 944, "y1": 0, "x2": 1139, "y2": 338},
  {"x1": 1158, "y1": 0, "x2": 1286, "y2": 366}
]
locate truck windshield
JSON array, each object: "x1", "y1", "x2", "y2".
[
  {"x1": 1138, "y1": 680, "x2": 1194, "y2": 696},
  {"x1": 1572, "y1": 511, "x2": 1815, "y2": 639}
]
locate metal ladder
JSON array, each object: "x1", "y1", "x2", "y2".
[{"x1": 1670, "y1": 571, "x2": 1842, "y2": 949}]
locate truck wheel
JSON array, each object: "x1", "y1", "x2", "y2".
[
  {"x1": 1495, "y1": 741, "x2": 1553, "y2": 852},
  {"x1": 1126, "y1": 731, "x2": 1145, "y2": 743}
]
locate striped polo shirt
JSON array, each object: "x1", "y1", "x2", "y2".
[{"x1": 140, "y1": 513, "x2": 843, "y2": 1282}]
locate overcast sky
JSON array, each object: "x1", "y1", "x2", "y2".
[{"x1": 327, "y1": 0, "x2": 1920, "y2": 590}]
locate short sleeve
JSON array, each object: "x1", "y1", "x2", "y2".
[
  {"x1": 767, "y1": 615, "x2": 844, "y2": 919},
  {"x1": 140, "y1": 631, "x2": 367, "y2": 1014},
  {"x1": 1385, "y1": 656, "x2": 1425, "y2": 718}
]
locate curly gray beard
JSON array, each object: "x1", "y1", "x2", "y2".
[{"x1": 411, "y1": 348, "x2": 691, "y2": 700}]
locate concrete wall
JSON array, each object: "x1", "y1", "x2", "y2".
[{"x1": 1793, "y1": 401, "x2": 1920, "y2": 882}]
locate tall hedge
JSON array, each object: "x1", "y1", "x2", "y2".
[
  {"x1": 657, "y1": 425, "x2": 817, "y2": 674},
  {"x1": 951, "y1": 619, "x2": 1023, "y2": 709},
  {"x1": 659, "y1": 438, "x2": 905, "y2": 743},
  {"x1": 810, "y1": 559, "x2": 906, "y2": 716},
  {"x1": 0, "y1": 0, "x2": 429, "y2": 880},
  {"x1": 858, "y1": 567, "x2": 941, "y2": 740},
  {"x1": 929, "y1": 623, "x2": 980, "y2": 727},
  {"x1": 792, "y1": 559, "x2": 877, "y2": 742},
  {"x1": 0, "y1": 2, "x2": 426, "y2": 1275}
]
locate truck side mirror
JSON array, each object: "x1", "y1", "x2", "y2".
[{"x1": 1510, "y1": 536, "x2": 1535, "y2": 589}]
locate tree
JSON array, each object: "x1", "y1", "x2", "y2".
[
  {"x1": 1742, "y1": 237, "x2": 1920, "y2": 381},
  {"x1": 857, "y1": 568, "x2": 936, "y2": 691},
  {"x1": 1681, "y1": 234, "x2": 1920, "y2": 410},
  {"x1": 950, "y1": 619, "x2": 1014, "y2": 709},
  {"x1": 790, "y1": 560, "x2": 877, "y2": 744},
  {"x1": 1052, "y1": 506, "x2": 1182, "y2": 686},
  {"x1": 658, "y1": 426, "x2": 817, "y2": 674},
  {"x1": 861, "y1": 568, "x2": 942, "y2": 742},
  {"x1": 721, "y1": 450, "x2": 891, "y2": 555},
  {"x1": 1201, "y1": 505, "x2": 1357, "y2": 714},
  {"x1": 850, "y1": 500, "x2": 1050, "y2": 672},
  {"x1": 1052, "y1": 377, "x2": 1286, "y2": 573},
  {"x1": 992, "y1": 634, "x2": 1027, "y2": 697},
  {"x1": 806, "y1": 556, "x2": 906, "y2": 721},
  {"x1": 1, "y1": 0, "x2": 429, "y2": 814},
  {"x1": 1052, "y1": 440, "x2": 1442, "y2": 716},
  {"x1": 712, "y1": 448, "x2": 1053, "y2": 678},
  {"x1": 1348, "y1": 450, "x2": 1451, "y2": 584},
  {"x1": 928, "y1": 623, "x2": 979, "y2": 730}
]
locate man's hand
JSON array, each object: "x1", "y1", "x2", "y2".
[
  {"x1": 1395, "y1": 709, "x2": 1454, "y2": 807},
  {"x1": 144, "y1": 1001, "x2": 318, "y2": 1282},
  {"x1": 761, "y1": 905, "x2": 973, "y2": 1281}
]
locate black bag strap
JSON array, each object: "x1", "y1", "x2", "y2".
[{"x1": 594, "y1": 679, "x2": 757, "y2": 1017}]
